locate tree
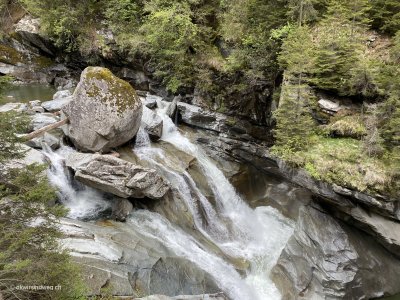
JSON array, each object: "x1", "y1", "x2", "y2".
[
  {"x1": 0, "y1": 110, "x2": 86, "y2": 299},
  {"x1": 140, "y1": 2, "x2": 204, "y2": 92},
  {"x1": 370, "y1": 0, "x2": 400, "y2": 35},
  {"x1": 0, "y1": 111, "x2": 29, "y2": 162},
  {"x1": 286, "y1": 0, "x2": 322, "y2": 26},
  {"x1": 309, "y1": 0, "x2": 371, "y2": 95},
  {"x1": 273, "y1": 26, "x2": 316, "y2": 153}
]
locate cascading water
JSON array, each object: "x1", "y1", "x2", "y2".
[
  {"x1": 42, "y1": 145, "x2": 111, "y2": 220},
  {"x1": 43, "y1": 99, "x2": 294, "y2": 300},
  {"x1": 127, "y1": 101, "x2": 295, "y2": 300}
]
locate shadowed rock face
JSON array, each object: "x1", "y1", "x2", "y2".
[
  {"x1": 271, "y1": 205, "x2": 400, "y2": 300},
  {"x1": 62, "y1": 67, "x2": 142, "y2": 153}
]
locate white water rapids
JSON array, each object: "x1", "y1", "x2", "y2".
[{"x1": 43, "y1": 100, "x2": 295, "y2": 300}]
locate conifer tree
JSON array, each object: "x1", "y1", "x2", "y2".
[{"x1": 273, "y1": 26, "x2": 315, "y2": 153}]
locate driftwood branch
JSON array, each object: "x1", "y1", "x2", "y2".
[{"x1": 25, "y1": 118, "x2": 69, "y2": 141}]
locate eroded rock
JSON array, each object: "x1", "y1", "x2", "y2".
[
  {"x1": 70, "y1": 153, "x2": 170, "y2": 199},
  {"x1": 60, "y1": 218, "x2": 222, "y2": 297},
  {"x1": 272, "y1": 205, "x2": 400, "y2": 300}
]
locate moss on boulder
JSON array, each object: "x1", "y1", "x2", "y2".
[{"x1": 62, "y1": 67, "x2": 142, "y2": 152}]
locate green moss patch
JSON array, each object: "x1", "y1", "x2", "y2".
[
  {"x1": 84, "y1": 67, "x2": 138, "y2": 115},
  {"x1": 0, "y1": 44, "x2": 23, "y2": 65}
]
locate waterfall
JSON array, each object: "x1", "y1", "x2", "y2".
[
  {"x1": 42, "y1": 100, "x2": 294, "y2": 300},
  {"x1": 130, "y1": 105, "x2": 295, "y2": 300},
  {"x1": 42, "y1": 145, "x2": 111, "y2": 220}
]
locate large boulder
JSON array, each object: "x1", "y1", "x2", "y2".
[
  {"x1": 67, "y1": 153, "x2": 170, "y2": 199},
  {"x1": 62, "y1": 67, "x2": 142, "y2": 152}
]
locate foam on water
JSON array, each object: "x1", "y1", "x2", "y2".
[
  {"x1": 43, "y1": 145, "x2": 111, "y2": 219},
  {"x1": 44, "y1": 98, "x2": 294, "y2": 300},
  {"x1": 130, "y1": 103, "x2": 295, "y2": 300}
]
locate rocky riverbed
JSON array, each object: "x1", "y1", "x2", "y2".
[{"x1": 1, "y1": 64, "x2": 400, "y2": 300}]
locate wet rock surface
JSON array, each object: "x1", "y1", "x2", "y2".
[
  {"x1": 142, "y1": 106, "x2": 163, "y2": 140},
  {"x1": 42, "y1": 96, "x2": 72, "y2": 112},
  {"x1": 62, "y1": 67, "x2": 142, "y2": 152},
  {"x1": 30, "y1": 112, "x2": 59, "y2": 131},
  {"x1": 60, "y1": 218, "x2": 223, "y2": 297}
]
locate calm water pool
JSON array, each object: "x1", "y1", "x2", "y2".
[{"x1": 0, "y1": 84, "x2": 56, "y2": 104}]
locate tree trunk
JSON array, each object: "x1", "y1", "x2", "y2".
[{"x1": 25, "y1": 118, "x2": 69, "y2": 141}]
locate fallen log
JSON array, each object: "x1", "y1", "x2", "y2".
[{"x1": 25, "y1": 118, "x2": 69, "y2": 141}]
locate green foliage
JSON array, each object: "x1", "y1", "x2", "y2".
[
  {"x1": 0, "y1": 75, "x2": 13, "y2": 94},
  {"x1": 0, "y1": 110, "x2": 86, "y2": 299},
  {"x1": 272, "y1": 80, "x2": 316, "y2": 152},
  {"x1": 0, "y1": 164, "x2": 86, "y2": 300},
  {"x1": 280, "y1": 136, "x2": 396, "y2": 195},
  {"x1": 0, "y1": 111, "x2": 29, "y2": 163},
  {"x1": 141, "y1": 2, "x2": 203, "y2": 92},
  {"x1": 20, "y1": 0, "x2": 104, "y2": 52},
  {"x1": 328, "y1": 115, "x2": 367, "y2": 138},
  {"x1": 370, "y1": 0, "x2": 400, "y2": 35},
  {"x1": 379, "y1": 95, "x2": 400, "y2": 147},
  {"x1": 273, "y1": 26, "x2": 316, "y2": 154}
]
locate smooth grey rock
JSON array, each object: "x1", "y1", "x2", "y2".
[
  {"x1": 111, "y1": 198, "x2": 134, "y2": 222},
  {"x1": 118, "y1": 67, "x2": 149, "y2": 91},
  {"x1": 0, "y1": 102, "x2": 28, "y2": 113},
  {"x1": 14, "y1": 15, "x2": 40, "y2": 34},
  {"x1": 54, "y1": 76, "x2": 77, "y2": 90},
  {"x1": 177, "y1": 102, "x2": 269, "y2": 141},
  {"x1": 1, "y1": 144, "x2": 44, "y2": 173},
  {"x1": 144, "y1": 94, "x2": 161, "y2": 109},
  {"x1": 31, "y1": 106, "x2": 44, "y2": 113},
  {"x1": 25, "y1": 128, "x2": 63, "y2": 150},
  {"x1": 272, "y1": 205, "x2": 400, "y2": 300},
  {"x1": 60, "y1": 218, "x2": 221, "y2": 297},
  {"x1": 73, "y1": 154, "x2": 170, "y2": 199},
  {"x1": 318, "y1": 99, "x2": 340, "y2": 112},
  {"x1": 142, "y1": 106, "x2": 163, "y2": 140},
  {"x1": 53, "y1": 89, "x2": 72, "y2": 99},
  {"x1": 62, "y1": 67, "x2": 143, "y2": 152},
  {"x1": 14, "y1": 15, "x2": 55, "y2": 56},
  {"x1": 29, "y1": 100, "x2": 42, "y2": 107},
  {"x1": 42, "y1": 96, "x2": 72, "y2": 112},
  {"x1": 65, "y1": 152, "x2": 95, "y2": 171},
  {"x1": 30, "y1": 113, "x2": 59, "y2": 131}
]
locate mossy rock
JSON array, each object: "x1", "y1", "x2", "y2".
[
  {"x1": 62, "y1": 67, "x2": 143, "y2": 153},
  {"x1": 84, "y1": 67, "x2": 138, "y2": 115},
  {"x1": 0, "y1": 44, "x2": 23, "y2": 65}
]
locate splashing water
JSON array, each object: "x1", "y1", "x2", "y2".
[
  {"x1": 42, "y1": 145, "x2": 111, "y2": 220},
  {"x1": 131, "y1": 103, "x2": 295, "y2": 300},
  {"x1": 42, "y1": 98, "x2": 294, "y2": 300}
]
